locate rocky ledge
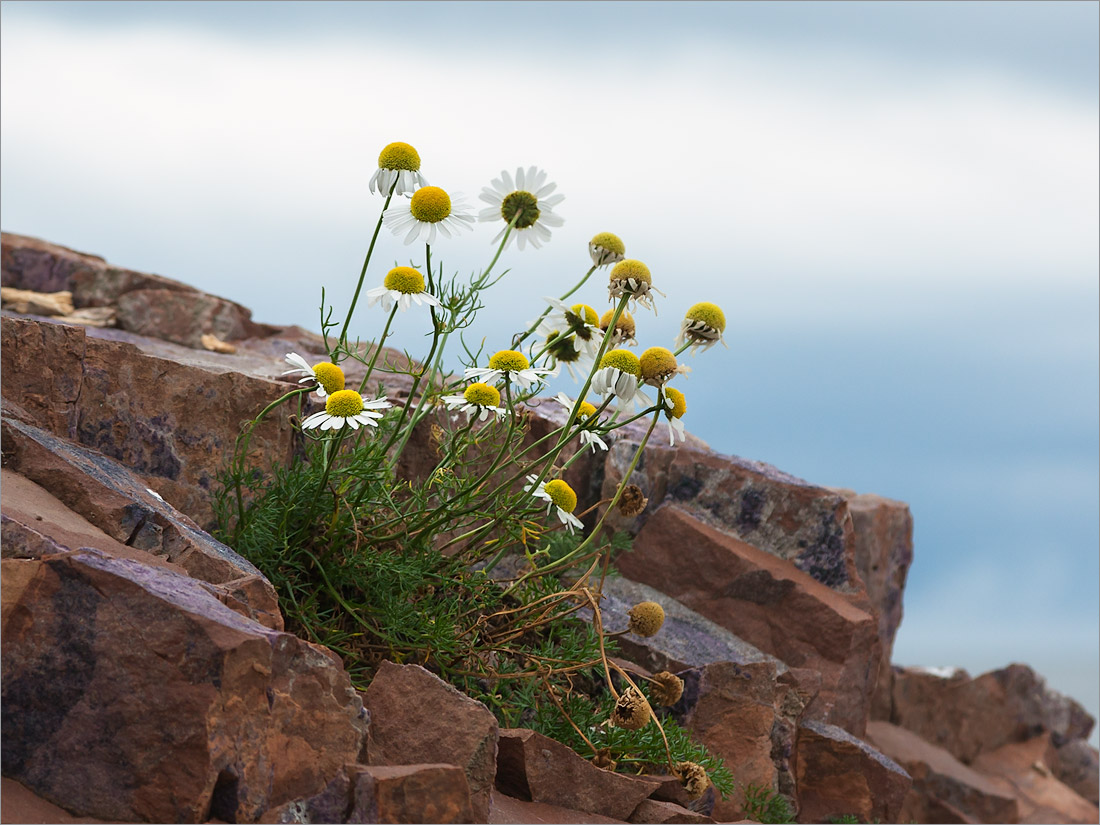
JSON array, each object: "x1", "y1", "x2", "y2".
[{"x1": 2, "y1": 232, "x2": 1096, "y2": 824}]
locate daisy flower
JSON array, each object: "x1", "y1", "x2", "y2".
[
  {"x1": 383, "y1": 185, "x2": 475, "y2": 246},
  {"x1": 663, "y1": 387, "x2": 687, "y2": 446},
  {"x1": 608, "y1": 259, "x2": 665, "y2": 314},
  {"x1": 301, "y1": 390, "x2": 391, "y2": 432},
  {"x1": 599, "y1": 308, "x2": 637, "y2": 347},
  {"x1": 589, "y1": 232, "x2": 626, "y2": 267},
  {"x1": 525, "y1": 475, "x2": 585, "y2": 534},
  {"x1": 365, "y1": 266, "x2": 443, "y2": 313},
  {"x1": 441, "y1": 382, "x2": 507, "y2": 422},
  {"x1": 554, "y1": 393, "x2": 607, "y2": 452},
  {"x1": 591, "y1": 349, "x2": 651, "y2": 413},
  {"x1": 638, "y1": 346, "x2": 691, "y2": 388},
  {"x1": 535, "y1": 298, "x2": 602, "y2": 358},
  {"x1": 478, "y1": 166, "x2": 564, "y2": 251},
  {"x1": 369, "y1": 141, "x2": 427, "y2": 196},
  {"x1": 283, "y1": 353, "x2": 345, "y2": 398},
  {"x1": 465, "y1": 349, "x2": 553, "y2": 391},
  {"x1": 676, "y1": 301, "x2": 729, "y2": 354}
]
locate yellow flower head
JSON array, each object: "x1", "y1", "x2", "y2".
[
  {"x1": 409, "y1": 186, "x2": 452, "y2": 223},
  {"x1": 664, "y1": 387, "x2": 686, "y2": 419},
  {"x1": 598, "y1": 349, "x2": 641, "y2": 376},
  {"x1": 311, "y1": 362, "x2": 345, "y2": 395},
  {"x1": 383, "y1": 266, "x2": 427, "y2": 294},
  {"x1": 684, "y1": 302, "x2": 726, "y2": 334},
  {"x1": 463, "y1": 382, "x2": 501, "y2": 407},
  {"x1": 639, "y1": 347, "x2": 679, "y2": 385},
  {"x1": 544, "y1": 479, "x2": 578, "y2": 514},
  {"x1": 377, "y1": 142, "x2": 422, "y2": 171},
  {"x1": 325, "y1": 389, "x2": 366, "y2": 417},
  {"x1": 488, "y1": 350, "x2": 531, "y2": 372}
]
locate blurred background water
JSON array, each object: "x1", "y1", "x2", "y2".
[{"x1": 2, "y1": 0, "x2": 1096, "y2": 741}]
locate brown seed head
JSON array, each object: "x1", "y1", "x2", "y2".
[
  {"x1": 610, "y1": 687, "x2": 650, "y2": 730},
  {"x1": 627, "y1": 601, "x2": 665, "y2": 637},
  {"x1": 617, "y1": 485, "x2": 649, "y2": 517},
  {"x1": 591, "y1": 748, "x2": 617, "y2": 771},
  {"x1": 650, "y1": 671, "x2": 684, "y2": 706},
  {"x1": 674, "y1": 761, "x2": 710, "y2": 801}
]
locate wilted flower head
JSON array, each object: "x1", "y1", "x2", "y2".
[
  {"x1": 650, "y1": 671, "x2": 684, "y2": 706},
  {"x1": 609, "y1": 687, "x2": 650, "y2": 730},
  {"x1": 638, "y1": 346, "x2": 690, "y2": 387},
  {"x1": 591, "y1": 748, "x2": 617, "y2": 771},
  {"x1": 589, "y1": 232, "x2": 626, "y2": 267},
  {"x1": 627, "y1": 601, "x2": 665, "y2": 637},
  {"x1": 673, "y1": 761, "x2": 710, "y2": 801},
  {"x1": 608, "y1": 259, "x2": 664, "y2": 313},
  {"x1": 617, "y1": 485, "x2": 648, "y2": 517},
  {"x1": 599, "y1": 309, "x2": 637, "y2": 347},
  {"x1": 369, "y1": 141, "x2": 427, "y2": 196},
  {"x1": 663, "y1": 387, "x2": 687, "y2": 445},
  {"x1": 676, "y1": 301, "x2": 728, "y2": 354},
  {"x1": 526, "y1": 475, "x2": 584, "y2": 534}
]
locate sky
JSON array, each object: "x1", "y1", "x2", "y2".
[{"x1": 2, "y1": 1, "x2": 1097, "y2": 741}]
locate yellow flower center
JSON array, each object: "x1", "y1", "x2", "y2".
[
  {"x1": 600, "y1": 309, "x2": 636, "y2": 337},
  {"x1": 664, "y1": 387, "x2": 686, "y2": 419},
  {"x1": 578, "y1": 400, "x2": 598, "y2": 420},
  {"x1": 409, "y1": 186, "x2": 452, "y2": 223},
  {"x1": 610, "y1": 259, "x2": 652, "y2": 285},
  {"x1": 685, "y1": 301, "x2": 726, "y2": 333},
  {"x1": 311, "y1": 362, "x2": 346, "y2": 394},
  {"x1": 377, "y1": 141, "x2": 421, "y2": 172},
  {"x1": 383, "y1": 266, "x2": 426, "y2": 294},
  {"x1": 545, "y1": 479, "x2": 578, "y2": 513},
  {"x1": 325, "y1": 389, "x2": 365, "y2": 418},
  {"x1": 501, "y1": 190, "x2": 540, "y2": 229},
  {"x1": 599, "y1": 349, "x2": 641, "y2": 376},
  {"x1": 639, "y1": 347, "x2": 678, "y2": 383},
  {"x1": 463, "y1": 382, "x2": 501, "y2": 407},
  {"x1": 488, "y1": 350, "x2": 530, "y2": 372},
  {"x1": 570, "y1": 303, "x2": 599, "y2": 326},
  {"x1": 590, "y1": 232, "x2": 625, "y2": 255}
]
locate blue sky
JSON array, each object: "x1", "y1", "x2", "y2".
[{"x1": 2, "y1": 1, "x2": 1097, "y2": 739}]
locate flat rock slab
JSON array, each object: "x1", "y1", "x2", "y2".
[
  {"x1": 1, "y1": 550, "x2": 368, "y2": 823},
  {"x1": 618, "y1": 504, "x2": 879, "y2": 734},
  {"x1": 627, "y1": 798, "x2": 713, "y2": 824},
  {"x1": 363, "y1": 662, "x2": 499, "y2": 823},
  {"x1": 489, "y1": 791, "x2": 624, "y2": 824},
  {"x1": 0, "y1": 778, "x2": 115, "y2": 825},
  {"x1": 866, "y1": 720, "x2": 1018, "y2": 824},
  {"x1": 495, "y1": 728, "x2": 659, "y2": 822},
  {"x1": 793, "y1": 719, "x2": 911, "y2": 824}
]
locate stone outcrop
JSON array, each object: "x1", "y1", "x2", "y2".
[
  {"x1": 363, "y1": 662, "x2": 499, "y2": 823},
  {"x1": 1, "y1": 549, "x2": 369, "y2": 824}
]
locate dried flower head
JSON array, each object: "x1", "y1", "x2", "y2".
[
  {"x1": 608, "y1": 258, "x2": 664, "y2": 313},
  {"x1": 676, "y1": 301, "x2": 729, "y2": 354},
  {"x1": 610, "y1": 687, "x2": 650, "y2": 730},
  {"x1": 591, "y1": 748, "x2": 617, "y2": 771},
  {"x1": 617, "y1": 484, "x2": 649, "y2": 517},
  {"x1": 600, "y1": 308, "x2": 637, "y2": 346},
  {"x1": 673, "y1": 761, "x2": 710, "y2": 801},
  {"x1": 589, "y1": 232, "x2": 626, "y2": 267},
  {"x1": 627, "y1": 601, "x2": 665, "y2": 637},
  {"x1": 639, "y1": 346, "x2": 690, "y2": 387},
  {"x1": 650, "y1": 671, "x2": 684, "y2": 706}
]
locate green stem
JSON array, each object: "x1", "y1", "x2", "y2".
[
  {"x1": 359, "y1": 304, "x2": 399, "y2": 393},
  {"x1": 512, "y1": 264, "x2": 598, "y2": 349},
  {"x1": 337, "y1": 180, "x2": 397, "y2": 357}
]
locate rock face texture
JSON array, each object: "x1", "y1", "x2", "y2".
[{"x1": 2, "y1": 232, "x2": 1096, "y2": 825}]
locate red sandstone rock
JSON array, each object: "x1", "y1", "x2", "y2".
[
  {"x1": 1047, "y1": 739, "x2": 1099, "y2": 806},
  {"x1": 115, "y1": 287, "x2": 265, "y2": 348},
  {"x1": 886, "y1": 664, "x2": 1095, "y2": 764},
  {"x1": 669, "y1": 661, "x2": 804, "y2": 821},
  {"x1": 865, "y1": 720, "x2": 1019, "y2": 823},
  {"x1": 488, "y1": 790, "x2": 624, "y2": 824},
  {"x1": 363, "y1": 662, "x2": 499, "y2": 823},
  {"x1": 972, "y1": 735, "x2": 1099, "y2": 824},
  {"x1": 1, "y1": 550, "x2": 368, "y2": 823},
  {"x1": 617, "y1": 504, "x2": 880, "y2": 735},
  {"x1": 495, "y1": 728, "x2": 659, "y2": 822},
  {"x1": 792, "y1": 719, "x2": 911, "y2": 824},
  {"x1": 627, "y1": 798, "x2": 713, "y2": 823},
  {"x1": 0, "y1": 778, "x2": 114, "y2": 825}
]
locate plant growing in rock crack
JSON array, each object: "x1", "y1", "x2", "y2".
[
  {"x1": 214, "y1": 141, "x2": 732, "y2": 799},
  {"x1": 741, "y1": 783, "x2": 797, "y2": 824}
]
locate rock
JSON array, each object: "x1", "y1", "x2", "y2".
[
  {"x1": 830, "y1": 488, "x2": 913, "y2": 708},
  {"x1": 1, "y1": 414, "x2": 281, "y2": 625},
  {"x1": 0, "y1": 778, "x2": 113, "y2": 825},
  {"x1": 627, "y1": 798, "x2": 713, "y2": 823},
  {"x1": 886, "y1": 664, "x2": 1095, "y2": 764},
  {"x1": 668, "y1": 661, "x2": 805, "y2": 822},
  {"x1": 488, "y1": 790, "x2": 624, "y2": 824},
  {"x1": 363, "y1": 662, "x2": 499, "y2": 823},
  {"x1": 973, "y1": 735, "x2": 1100, "y2": 824},
  {"x1": 1, "y1": 314, "x2": 300, "y2": 528},
  {"x1": 792, "y1": 719, "x2": 911, "y2": 824},
  {"x1": 604, "y1": 443, "x2": 866, "y2": 598},
  {"x1": 647, "y1": 775, "x2": 717, "y2": 817},
  {"x1": 617, "y1": 504, "x2": 880, "y2": 735},
  {"x1": 583, "y1": 575, "x2": 784, "y2": 676},
  {"x1": 115, "y1": 287, "x2": 262, "y2": 349},
  {"x1": 1, "y1": 549, "x2": 369, "y2": 823},
  {"x1": 495, "y1": 728, "x2": 659, "y2": 822},
  {"x1": 201, "y1": 333, "x2": 238, "y2": 354},
  {"x1": 865, "y1": 720, "x2": 1019, "y2": 824},
  {"x1": 0, "y1": 286, "x2": 75, "y2": 316},
  {"x1": 1047, "y1": 739, "x2": 1099, "y2": 806}
]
